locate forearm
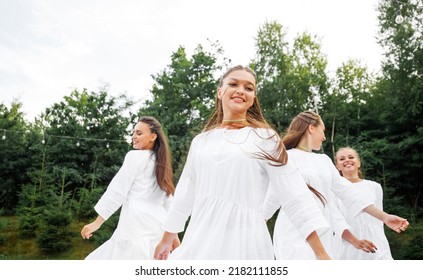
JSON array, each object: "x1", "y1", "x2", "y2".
[
  {"x1": 363, "y1": 205, "x2": 388, "y2": 222},
  {"x1": 306, "y1": 231, "x2": 331, "y2": 260},
  {"x1": 342, "y1": 229, "x2": 377, "y2": 253},
  {"x1": 154, "y1": 231, "x2": 178, "y2": 260},
  {"x1": 342, "y1": 229, "x2": 359, "y2": 246},
  {"x1": 93, "y1": 215, "x2": 105, "y2": 228},
  {"x1": 161, "y1": 231, "x2": 178, "y2": 244},
  {"x1": 364, "y1": 205, "x2": 409, "y2": 233}
]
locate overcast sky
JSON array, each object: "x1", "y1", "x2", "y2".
[{"x1": 0, "y1": 0, "x2": 383, "y2": 121}]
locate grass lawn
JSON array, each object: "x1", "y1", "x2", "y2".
[{"x1": 0, "y1": 216, "x2": 96, "y2": 260}]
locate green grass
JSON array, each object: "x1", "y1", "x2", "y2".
[
  {"x1": 1, "y1": 215, "x2": 422, "y2": 260},
  {"x1": 0, "y1": 216, "x2": 97, "y2": 260}
]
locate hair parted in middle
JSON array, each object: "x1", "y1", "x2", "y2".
[{"x1": 203, "y1": 65, "x2": 288, "y2": 166}]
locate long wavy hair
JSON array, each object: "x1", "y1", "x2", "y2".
[
  {"x1": 139, "y1": 116, "x2": 175, "y2": 196},
  {"x1": 282, "y1": 111, "x2": 327, "y2": 205},
  {"x1": 203, "y1": 65, "x2": 287, "y2": 165}
]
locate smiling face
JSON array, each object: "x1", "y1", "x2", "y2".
[
  {"x1": 335, "y1": 148, "x2": 361, "y2": 177},
  {"x1": 217, "y1": 69, "x2": 256, "y2": 119},
  {"x1": 131, "y1": 121, "x2": 157, "y2": 150}
]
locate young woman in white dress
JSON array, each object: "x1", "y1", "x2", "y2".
[
  {"x1": 263, "y1": 111, "x2": 408, "y2": 259},
  {"x1": 154, "y1": 65, "x2": 331, "y2": 260},
  {"x1": 335, "y1": 147, "x2": 393, "y2": 260},
  {"x1": 81, "y1": 116, "x2": 179, "y2": 259}
]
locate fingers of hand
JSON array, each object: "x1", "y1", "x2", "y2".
[
  {"x1": 81, "y1": 228, "x2": 92, "y2": 239},
  {"x1": 154, "y1": 249, "x2": 170, "y2": 260},
  {"x1": 398, "y1": 222, "x2": 408, "y2": 232},
  {"x1": 360, "y1": 241, "x2": 377, "y2": 253}
]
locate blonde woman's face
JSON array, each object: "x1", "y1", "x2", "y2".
[
  {"x1": 336, "y1": 149, "x2": 361, "y2": 175},
  {"x1": 217, "y1": 70, "x2": 256, "y2": 116}
]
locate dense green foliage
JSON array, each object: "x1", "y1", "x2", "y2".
[{"x1": 0, "y1": 0, "x2": 421, "y2": 259}]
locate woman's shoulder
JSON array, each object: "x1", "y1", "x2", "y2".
[
  {"x1": 191, "y1": 130, "x2": 214, "y2": 143},
  {"x1": 362, "y1": 179, "x2": 383, "y2": 189},
  {"x1": 125, "y1": 149, "x2": 154, "y2": 163},
  {"x1": 315, "y1": 152, "x2": 333, "y2": 163},
  {"x1": 247, "y1": 127, "x2": 280, "y2": 145},
  {"x1": 251, "y1": 127, "x2": 278, "y2": 136}
]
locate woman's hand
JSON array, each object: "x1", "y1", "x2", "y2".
[
  {"x1": 154, "y1": 232, "x2": 177, "y2": 260},
  {"x1": 383, "y1": 214, "x2": 409, "y2": 233},
  {"x1": 81, "y1": 216, "x2": 104, "y2": 239},
  {"x1": 352, "y1": 239, "x2": 377, "y2": 253}
]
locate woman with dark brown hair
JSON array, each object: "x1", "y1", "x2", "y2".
[{"x1": 81, "y1": 116, "x2": 178, "y2": 259}]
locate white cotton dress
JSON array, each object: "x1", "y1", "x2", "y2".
[
  {"x1": 164, "y1": 127, "x2": 329, "y2": 260},
  {"x1": 85, "y1": 150, "x2": 171, "y2": 260},
  {"x1": 336, "y1": 180, "x2": 393, "y2": 260},
  {"x1": 263, "y1": 149, "x2": 374, "y2": 259}
]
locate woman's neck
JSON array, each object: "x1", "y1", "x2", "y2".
[
  {"x1": 295, "y1": 139, "x2": 311, "y2": 152},
  {"x1": 295, "y1": 135, "x2": 312, "y2": 152},
  {"x1": 220, "y1": 114, "x2": 249, "y2": 129},
  {"x1": 343, "y1": 173, "x2": 362, "y2": 183},
  {"x1": 295, "y1": 145, "x2": 311, "y2": 152}
]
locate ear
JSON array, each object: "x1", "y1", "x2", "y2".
[
  {"x1": 217, "y1": 87, "x2": 224, "y2": 100},
  {"x1": 307, "y1": 124, "x2": 314, "y2": 134},
  {"x1": 150, "y1": 133, "x2": 157, "y2": 142}
]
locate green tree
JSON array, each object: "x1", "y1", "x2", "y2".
[
  {"x1": 322, "y1": 60, "x2": 376, "y2": 158},
  {"x1": 0, "y1": 101, "x2": 31, "y2": 214},
  {"x1": 374, "y1": 0, "x2": 423, "y2": 214},
  {"x1": 36, "y1": 167, "x2": 74, "y2": 254},
  {"x1": 251, "y1": 21, "x2": 329, "y2": 131},
  {"x1": 35, "y1": 88, "x2": 136, "y2": 199}
]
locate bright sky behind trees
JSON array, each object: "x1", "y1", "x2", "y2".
[{"x1": 0, "y1": 0, "x2": 382, "y2": 121}]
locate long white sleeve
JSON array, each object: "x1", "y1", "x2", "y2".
[
  {"x1": 163, "y1": 137, "x2": 197, "y2": 233},
  {"x1": 329, "y1": 191, "x2": 350, "y2": 237},
  {"x1": 263, "y1": 184, "x2": 282, "y2": 220},
  {"x1": 264, "y1": 159, "x2": 329, "y2": 241},
  {"x1": 94, "y1": 150, "x2": 152, "y2": 220}
]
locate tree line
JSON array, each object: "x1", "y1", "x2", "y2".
[{"x1": 0, "y1": 0, "x2": 422, "y2": 259}]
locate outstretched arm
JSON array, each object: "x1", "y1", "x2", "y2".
[{"x1": 363, "y1": 205, "x2": 409, "y2": 233}]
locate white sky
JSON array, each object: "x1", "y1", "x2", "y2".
[{"x1": 0, "y1": 0, "x2": 383, "y2": 121}]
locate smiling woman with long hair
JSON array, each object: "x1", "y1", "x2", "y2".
[
  {"x1": 153, "y1": 65, "x2": 331, "y2": 260},
  {"x1": 81, "y1": 116, "x2": 178, "y2": 259},
  {"x1": 335, "y1": 147, "x2": 393, "y2": 260}
]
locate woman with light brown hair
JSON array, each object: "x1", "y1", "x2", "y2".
[{"x1": 154, "y1": 65, "x2": 331, "y2": 260}]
